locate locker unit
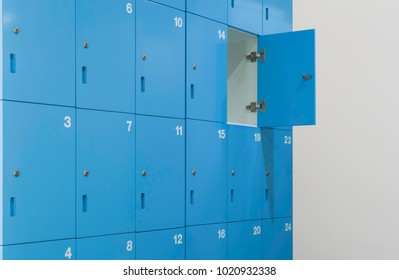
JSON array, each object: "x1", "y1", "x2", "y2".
[
  {"x1": 76, "y1": 0, "x2": 135, "y2": 113},
  {"x1": 186, "y1": 120, "x2": 227, "y2": 226},
  {"x1": 136, "y1": 228, "x2": 185, "y2": 260},
  {"x1": 228, "y1": 125, "x2": 263, "y2": 222},
  {"x1": 76, "y1": 233, "x2": 136, "y2": 260},
  {"x1": 76, "y1": 110, "x2": 135, "y2": 238},
  {"x1": 0, "y1": 239, "x2": 76, "y2": 260},
  {"x1": 1, "y1": 0, "x2": 75, "y2": 106},
  {"x1": 186, "y1": 223, "x2": 228, "y2": 260},
  {"x1": 263, "y1": 218, "x2": 293, "y2": 260},
  {"x1": 136, "y1": 115, "x2": 185, "y2": 232},
  {"x1": 0, "y1": 101, "x2": 75, "y2": 245},
  {"x1": 228, "y1": 220, "x2": 263, "y2": 260},
  {"x1": 187, "y1": 0, "x2": 228, "y2": 24}
]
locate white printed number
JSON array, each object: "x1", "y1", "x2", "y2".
[
  {"x1": 253, "y1": 226, "x2": 262, "y2": 236},
  {"x1": 126, "y1": 240, "x2": 133, "y2": 252},
  {"x1": 176, "y1": 125, "x2": 183, "y2": 136},
  {"x1": 126, "y1": 3, "x2": 133, "y2": 14},
  {"x1": 127, "y1": 121, "x2": 133, "y2": 132},
  {"x1": 218, "y1": 229, "x2": 226, "y2": 239},
  {"x1": 218, "y1": 30, "x2": 226, "y2": 40},
  {"x1": 64, "y1": 116, "x2": 72, "y2": 128},
  {"x1": 218, "y1": 129, "x2": 226, "y2": 139},
  {"x1": 254, "y1": 133, "x2": 261, "y2": 142},
  {"x1": 285, "y1": 223, "x2": 292, "y2": 232},
  {"x1": 174, "y1": 17, "x2": 183, "y2": 28},
  {"x1": 65, "y1": 247, "x2": 72, "y2": 259},
  {"x1": 174, "y1": 234, "x2": 183, "y2": 245},
  {"x1": 284, "y1": 136, "x2": 292, "y2": 145}
]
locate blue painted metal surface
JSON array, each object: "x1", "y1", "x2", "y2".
[
  {"x1": 228, "y1": 220, "x2": 263, "y2": 260},
  {"x1": 262, "y1": 128, "x2": 293, "y2": 219},
  {"x1": 1, "y1": 101, "x2": 75, "y2": 245},
  {"x1": 186, "y1": 223, "x2": 228, "y2": 260},
  {"x1": 1, "y1": 0, "x2": 75, "y2": 106},
  {"x1": 76, "y1": 0, "x2": 135, "y2": 113},
  {"x1": 263, "y1": 217, "x2": 293, "y2": 260},
  {"x1": 186, "y1": 14, "x2": 227, "y2": 123},
  {"x1": 136, "y1": 115, "x2": 185, "y2": 231},
  {"x1": 187, "y1": 0, "x2": 228, "y2": 23},
  {"x1": 263, "y1": 0, "x2": 292, "y2": 35},
  {"x1": 258, "y1": 30, "x2": 316, "y2": 127},
  {"x1": 136, "y1": 0, "x2": 185, "y2": 118},
  {"x1": 228, "y1": 125, "x2": 263, "y2": 222},
  {"x1": 0, "y1": 239, "x2": 76, "y2": 260},
  {"x1": 148, "y1": 0, "x2": 185, "y2": 11},
  {"x1": 228, "y1": 0, "x2": 263, "y2": 35},
  {"x1": 76, "y1": 233, "x2": 136, "y2": 260},
  {"x1": 76, "y1": 110, "x2": 135, "y2": 238},
  {"x1": 186, "y1": 120, "x2": 227, "y2": 225},
  {"x1": 136, "y1": 228, "x2": 185, "y2": 260}
]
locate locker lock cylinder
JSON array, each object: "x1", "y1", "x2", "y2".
[
  {"x1": 13, "y1": 170, "x2": 21, "y2": 177},
  {"x1": 83, "y1": 42, "x2": 89, "y2": 49},
  {"x1": 142, "y1": 53, "x2": 147, "y2": 60},
  {"x1": 192, "y1": 170, "x2": 197, "y2": 176},
  {"x1": 13, "y1": 27, "x2": 20, "y2": 34},
  {"x1": 83, "y1": 170, "x2": 90, "y2": 177},
  {"x1": 142, "y1": 170, "x2": 147, "y2": 177},
  {"x1": 266, "y1": 171, "x2": 270, "y2": 177},
  {"x1": 231, "y1": 170, "x2": 236, "y2": 176}
]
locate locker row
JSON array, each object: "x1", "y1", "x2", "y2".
[
  {"x1": 1, "y1": 0, "x2": 315, "y2": 127},
  {"x1": 0, "y1": 101, "x2": 292, "y2": 246},
  {"x1": 1, "y1": 219, "x2": 292, "y2": 260}
]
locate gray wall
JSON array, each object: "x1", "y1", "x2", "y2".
[{"x1": 293, "y1": 0, "x2": 399, "y2": 259}]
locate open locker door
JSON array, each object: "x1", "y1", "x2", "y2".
[{"x1": 257, "y1": 30, "x2": 316, "y2": 127}]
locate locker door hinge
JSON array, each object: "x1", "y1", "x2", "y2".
[
  {"x1": 246, "y1": 49, "x2": 265, "y2": 63},
  {"x1": 246, "y1": 100, "x2": 266, "y2": 113}
]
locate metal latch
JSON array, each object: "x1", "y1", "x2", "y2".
[
  {"x1": 246, "y1": 49, "x2": 265, "y2": 62},
  {"x1": 246, "y1": 100, "x2": 266, "y2": 113}
]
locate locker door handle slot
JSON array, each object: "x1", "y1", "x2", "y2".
[
  {"x1": 265, "y1": 189, "x2": 269, "y2": 201},
  {"x1": 10, "y1": 54, "x2": 16, "y2": 73},
  {"x1": 231, "y1": 0, "x2": 235, "y2": 8},
  {"x1": 190, "y1": 84, "x2": 195, "y2": 99},
  {"x1": 141, "y1": 77, "x2": 146, "y2": 92},
  {"x1": 10, "y1": 197, "x2": 16, "y2": 217},
  {"x1": 265, "y1": 8, "x2": 269, "y2": 21},
  {"x1": 82, "y1": 66, "x2": 88, "y2": 84},
  {"x1": 231, "y1": 189, "x2": 234, "y2": 203},
  {"x1": 190, "y1": 190, "x2": 194, "y2": 205},
  {"x1": 141, "y1": 193, "x2": 145, "y2": 209},
  {"x1": 82, "y1": 195, "x2": 88, "y2": 212}
]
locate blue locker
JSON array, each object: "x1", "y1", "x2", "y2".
[
  {"x1": 187, "y1": 0, "x2": 228, "y2": 23},
  {"x1": 136, "y1": 116, "x2": 185, "y2": 231},
  {"x1": 1, "y1": 239, "x2": 75, "y2": 260},
  {"x1": 228, "y1": 0, "x2": 263, "y2": 35},
  {"x1": 186, "y1": 120, "x2": 227, "y2": 225},
  {"x1": 228, "y1": 220, "x2": 263, "y2": 260},
  {"x1": 263, "y1": 0, "x2": 292, "y2": 35},
  {"x1": 76, "y1": 110, "x2": 135, "y2": 238},
  {"x1": 76, "y1": 0, "x2": 135, "y2": 113},
  {"x1": 136, "y1": 0, "x2": 185, "y2": 118},
  {"x1": 0, "y1": 101, "x2": 75, "y2": 245},
  {"x1": 186, "y1": 224, "x2": 228, "y2": 260},
  {"x1": 136, "y1": 228, "x2": 185, "y2": 260},
  {"x1": 1, "y1": 0, "x2": 75, "y2": 106},
  {"x1": 77, "y1": 233, "x2": 136, "y2": 260},
  {"x1": 148, "y1": 0, "x2": 185, "y2": 10},
  {"x1": 257, "y1": 30, "x2": 316, "y2": 127},
  {"x1": 228, "y1": 125, "x2": 263, "y2": 222},
  {"x1": 186, "y1": 14, "x2": 227, "y2": 123},
  {"x1": 263, "y1": 218, "x2": 292, "y2": 260},
  {"x1": 262, "y1": 128, "x2": 292, "y2": 219}
]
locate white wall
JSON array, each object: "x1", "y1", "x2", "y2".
[{"x1": 293, "y1": 0, "x2": 399, "y2": 259}]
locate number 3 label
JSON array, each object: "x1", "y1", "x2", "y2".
[{"x1": 64, "y1": 116, "x2": 72, "y2": 128}]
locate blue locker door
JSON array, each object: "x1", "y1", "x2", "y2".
[
  {"x1": 149, "y1": 0, "x2": 185, "y2": 10},
  {"x1": 186, "y1": 120, "x2": 227, "y2": 225},
  {"x1": 228, "y1": 220, "x2": 263, "y2": 260},
  {"x1": 0, "y1": 239, "x2": 76, "y2": 260},
  {"x1": 136, "y1": 0, "x2": 185, "y2": 118},
  {"x1": 187, "y1": 0, "x2": 228, "y2": 23},
  {"x1": 136, "y1": 116, "x2": 185, "y2": 231},
  {"x1": 262, "y1": 129, "x2": 292, "y2": 219},
  {"x1": 228, "y1": 0, "x2": 263, "y2": 35},
  {"x1": 1, "y1": 102, "x2": 75, "y2": 245},
  {"x1": 76, "y1": 0, "x2": 135, "y2": 113},
  {"x1": 77, "y1": 233, "x2": 136, "y2": 260},
  {"x1": 258, "y1": 30, "x2": 316, "y2": 127},
  {"x1": 186, "y1": 224, "x2": 228, "y2": 260},
  {"x1": 263, "y1": 0, "x2": 293, "y2": 35},
  {"x1": 228, "y1": 125, "x2": 263, "y2": 222},
  {"x1": 2, "y1": 0, "x2": 75, "y2": 106},
  {"x1": 187, "y1": 14, "x2": 227, "y2": 123},
  {"x1": 136, "y1": 228, "x2": 185, "y2": 260},
  {"x1": 76, "y1": 110, "x2": 135, "y2": 238},
  {"x1": 263, "y1": 218, "x2": 293, "y2": 260}
]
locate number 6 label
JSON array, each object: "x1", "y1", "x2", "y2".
[{"x1": 126, "y1": 3, "x2": 133, "y2": 14}]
